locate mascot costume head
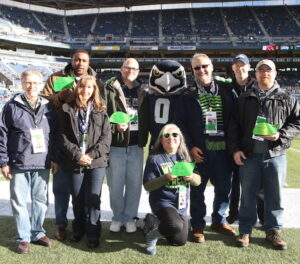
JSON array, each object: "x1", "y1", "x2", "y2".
[{"x1": 149, "y1": 60, "x2": 187, "y2": 95}]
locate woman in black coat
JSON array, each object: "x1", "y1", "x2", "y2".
[{"x1": 60, "y1": 75, "x2": 111, "y2": 248}]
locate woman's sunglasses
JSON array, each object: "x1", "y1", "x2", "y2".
[{"x1": 162, "y1": 132, "x2": 179, "y2": 138}]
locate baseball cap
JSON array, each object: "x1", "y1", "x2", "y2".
[
  {"x1": 255, "y1": 59, "x2": 276, "y2": 71},
  {"x1": 232, "y1": 54, "x2": 249, "y2": 65}
]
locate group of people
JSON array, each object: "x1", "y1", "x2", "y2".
[{"x1": 0, "y1": 50, "x2": 299, "y2": 256}]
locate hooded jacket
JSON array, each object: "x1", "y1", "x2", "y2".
[
  {"x1": 101, "y1": 74, "x2": 148, "y2": 148},
  {"x1": 228, "y1": 81, "x2": 300, "y2": 157},
  {"x1": 0, "y1": 94, "x2": 58, "y2": 170}
]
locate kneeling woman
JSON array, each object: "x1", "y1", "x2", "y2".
[
  {"x1": 143, "y1": 124, "x2": 200, "y2": 255},
  {"x1": 59, "y1": 76, "x2": 111, "y2": 248}
]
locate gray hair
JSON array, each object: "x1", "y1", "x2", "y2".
[
  {"x1": 21, "y1": 69, "x2": 43, "y2": 83},
  {"x1": 191, "y1": 53, "x2": 212, "y2": 65},
  {"x1": 151, "y1": 123, "x2": 191, "y2": 162}
]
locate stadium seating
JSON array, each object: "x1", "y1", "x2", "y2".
[
  {"x1": 162, "y1": 9, "x2": 193, "y2": 36},
  {"x1": 131, "y1": 11, "x2": 158, "y2": 37},
  {"x1": 222, "y1": 7, "x2": 263, "y2": 37},
  {"x1": 254, "y1": 6, "x2": 300, "y2": 36},
  {"x1": 93, "y1": 13, "x2": 130, "y2": 36},
  {"x1": 193, "y1": 8, "x2": 227, "y2": 37},
  {"x1": 0, "y1": 4, "x2": 43, "y2": 32},
  {"x1": 34, "y1": 12, "x2": 65, "y2": 35},
  {"x1": 67, "y1": 14, "x2": 96, "y2": 37}
]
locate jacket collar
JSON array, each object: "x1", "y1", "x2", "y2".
[
  {"x1": 13, "y1": 93, "x2": 49, "y2": 106},
  {"x1": 63, "y1": 63, "x2": 97, "y2": 77}
]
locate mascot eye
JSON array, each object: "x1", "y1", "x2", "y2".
[
  {"x1": 152, "y1": 69, "x2": 162, "y2": 77},
  {"x1": 174, "y1": 71, "x2": 183, "y2": 78}
]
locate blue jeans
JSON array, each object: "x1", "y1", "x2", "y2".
[
  {"x1": 190, "y1": 150, "x2": 233, "y2": 229},
  {"x1": 10, "y1": 169, "x2": 50, "y2": 242},
  {"x1": 107, "y1": 145, "x2": 144, "y2": 222},
  {"x1": 53, "y1": 168, "x2": 71, "y2": 228},
  {"x1": 239, "y1": 154, "x2": 286, "y2": 235},
  {"x1": 70, "y1": 168, "x2": 105, "y2": 241}
]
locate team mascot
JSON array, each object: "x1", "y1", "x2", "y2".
[{"x1": 139, "y1": 60, "x2": 188, "y2": 146}]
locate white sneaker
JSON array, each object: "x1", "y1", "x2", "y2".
[
  {"x1": 110, "y1": 221, "x2": 122, "y2": 232},
  {"x1": 125, "y1": 222, "x2": 137, "y2": 233}
]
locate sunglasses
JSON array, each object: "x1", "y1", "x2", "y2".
[
  {"x1": 162, "y1": 132, "x2": 179, "y2": 138},
  {"x1": 193, "y1": 64, "x2": 210, "y2": 71}
]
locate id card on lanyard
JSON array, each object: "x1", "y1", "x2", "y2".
[
  {"x1": 79, "y1": 103, "x2": 92, "y2": 154},
  {"x1": 30, "y1": 128, "x2": 46, "y2": 153},
  {"x1": 178, "y1": 185, "x2": 187, "y2": 210},
  {"x1": 205, "y1": 111, "x2": 217, "y2": 134}
]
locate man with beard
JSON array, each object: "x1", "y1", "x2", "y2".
[{"x1": 228, "y1": 59, "x2": 300, "y2": 250}]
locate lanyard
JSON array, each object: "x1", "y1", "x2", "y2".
[{"x1": 76, "y1": 102, "x2": 92, "y2": 154}]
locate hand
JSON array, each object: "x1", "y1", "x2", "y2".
[
  {"x1": 190, "y1": 147, "x2": 204, "y2": 163},
  {"x1": 165, "y1": 173, "x2": 177, "y2": 181},
  {"x1": 183, "y1": 175, "x2": 193, "y2": 181},
  {"x1": 77, "y1": 154, "x2": 93, "y2": 166},
  {"x1": 260, "y1": 132, "x2": 280, "y2": 142},
  {"x1": 58, "y1": 89, "x2": 73, "y2": 102},
  {"x1": 116, "y1": 123, "x2": 128, "y2": 132},
  {"x1": 1, "y1": 166, "x2": 12, "y2": 180},
  {"x1": 233, "y1": 151, "x2": 247, "y2": 166},
  {"x1": 51, "y1": 162, "x2": 59, "y2": 175}
]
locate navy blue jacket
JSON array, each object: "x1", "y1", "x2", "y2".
[
  {"x1": 184, "y1": 79, "x2": 236, "y2": 154},
  {"x1": 143, "y1": 153, "x2": 190, "y2": 215},
  {"x1": 0, "y1": 94, "x2": 58, "y2": 170}
]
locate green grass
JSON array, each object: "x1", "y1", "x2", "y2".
[
  {"x1": 0, "y1": 217, "x2": 299, "y2": 264},
  {"x1": 286, "y1": 137, "x2": 300, "y2": 188}
]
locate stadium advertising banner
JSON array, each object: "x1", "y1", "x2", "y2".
[
  {"x1": 91, "y1": 46, "x2": 120, "y2": 51},
  {"x1": 130, "y1": 46, "x2": 158, "y2": 51},
  {"x1": 167, "y1": 46, "x2": 196, "y2": 51}
]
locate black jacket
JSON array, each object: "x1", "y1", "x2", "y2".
[
  {"x1": 101, "y1": 74, "x2": 147, "y2": 148},
  {"x1": 184, "y1": 79, "x2": 236, "y2": 153},
  {"x1": 228, "y1": 81, "x2": 300, "y2": 157},
  {"x1": 59, "y1": 101, "x2": 111, "y2": 172},
  {"x1": 231, "y1": 76, "x2": 255, "y2": 96}
]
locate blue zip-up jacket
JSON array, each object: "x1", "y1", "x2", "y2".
[{"x1": 0, "y1": 94, "x2": 58, "y2": 170}]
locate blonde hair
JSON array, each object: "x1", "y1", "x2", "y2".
[
  {"x1": 152, "y1": 124, "x2": 191, "y2": 162},
  {"x1": 75, "y1": 75, "x2": 106, "y2": 111}
]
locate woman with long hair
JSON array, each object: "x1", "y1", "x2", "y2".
[
  {"x1": 143, "y1": 124, "x2": 201, "y2": 255},
  {"x1": 59, "y1": 75, "x2": 111, "y2": 248}
]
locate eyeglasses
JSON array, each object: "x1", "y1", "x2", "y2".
[
  {"x1": 193, "y1": 64, "x2": 210, "y2": 71},
  {"x1": 162, "y1": 132, "x2": 179, "y2": 138},
  {"x1": 123, "y1": 66, "x2": 139, "y2": 72}
]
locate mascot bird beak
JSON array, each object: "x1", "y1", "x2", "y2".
[{"x1": 154, "y1": 72, "x2": 180, "y2": 92}]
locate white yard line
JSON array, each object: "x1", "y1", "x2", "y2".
[{"x1": 289, "y1": 148, "x2": 300, "y2": 153}]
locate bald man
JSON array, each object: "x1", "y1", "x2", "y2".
[{"x1": 102, "y1": 58, "x2": 148, "y2": 233}]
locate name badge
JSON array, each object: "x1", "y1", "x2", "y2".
[
  {"x1": 30, "y1": 128, "x2": 46, "y2": 153},
  {"x1": 128, "y1": 107, "x2": 138, "y2": 131},
  {"x1": 178, "y1": 185, "x2": 187, "y2": 210},
  {"x1": 205, "y1": 111, "x2": 217, "y2": 134}
]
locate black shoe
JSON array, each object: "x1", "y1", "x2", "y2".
[
  {"x1": 70, "y1": 234, "x2": 82, "y2": 243},
  {"x1": 143, "y1": 213, "x2": 159, "y2": 235},
  {"x1": 226, "y1": 215, "x2": 238, "y2": 224},
  {"x1": 87, "y1": 240, "x2": 99, "y2": 249}
]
